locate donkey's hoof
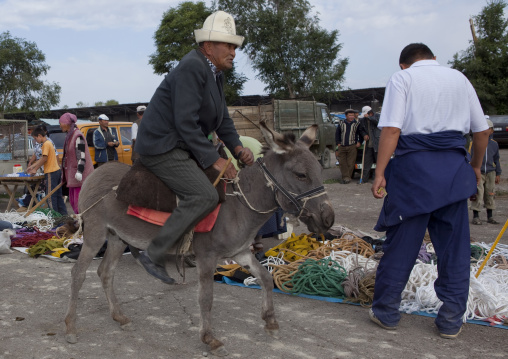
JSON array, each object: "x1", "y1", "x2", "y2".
[
  {"x1": 210, "y1": 345, "x2": 229, "y2": 357},
  {"x1": 120, "y1": 322, "x2": 133, "y2": 331},
  {"x1": 66, "y1": 334, "x2": 78, "y2": 344},
  {"x1": 265, "y1": 327, "x2": 280, "y2": 339},
  {"x1": 265, "y1": 321, "x2": 280, "y2": 338}
]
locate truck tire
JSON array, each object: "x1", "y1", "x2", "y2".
[{"x1": 320, "y1": 148, "x2": 332, "y2": 169}]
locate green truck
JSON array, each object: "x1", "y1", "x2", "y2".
[{"x1": 228, "y1": 99, "x2": 336, "y2": 168}]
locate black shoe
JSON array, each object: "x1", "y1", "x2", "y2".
[{"x1": 138, "y1": 252, "x2": 175, "y2": 285}]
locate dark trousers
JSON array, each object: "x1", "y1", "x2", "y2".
[
  {"x1": 361, "y1": 147, "x2": 377, "y2": 182},
  {"x1": 141, "y1": 148, "x2": 218, "y2": 265},
  {"x1": 372, "y1": 199, "x2": 470, "y2": 335},
  {"x1": 46, "y1": 170, "x2": 68, "y2": 215},
  {"x1": 337, "y1": 145, "x2": 357, "y2": 180}
]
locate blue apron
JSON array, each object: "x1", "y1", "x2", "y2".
[{"x1": 375, "y1": 131, "x2": 476, "y2": 231}]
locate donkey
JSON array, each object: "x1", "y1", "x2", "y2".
[{"x1": 64, "y1": 121, "x2": 334, "y2": 356}]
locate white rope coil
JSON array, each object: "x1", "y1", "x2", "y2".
[
  {"x1": 244, "y1": 253, "x2": 286, "y2": 286},
  {"x1": 0, "y1": 209, "x2": 55, "y2": 232},
  {"x1": 399, "y1": 260, "x2": 508, "y2": 322},
  {"x1": 327, "y1": 251, "x2": 377, "y2": 272}
]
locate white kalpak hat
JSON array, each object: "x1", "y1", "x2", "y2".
[
  {"x1": 359, "y1": 106, "x2": 372, "y2": 118},
  {"x1": 194, "y1": 11, "x2": 244, "y2": 47}
]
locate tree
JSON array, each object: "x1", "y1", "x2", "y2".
[
  {"x1": 94, "y1": 101, "x2": 104, "y2": 106},
  {"x1": 104, "y1": 99, "x2": 119, "y2": 106},
  {"x1": 218, "y1": 0, "x2": 348, "y2": 98},
  {"x1": 450, "y1": 0, "x2": 508, "y2": 114},
  {"x1": 149, "y1": 1, "x2": 247, "y2": 103},
  {"x1": 0, "y1": 32, "x2": 60, "y2": 117}
]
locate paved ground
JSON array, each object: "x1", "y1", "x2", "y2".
[{"x1": 1, "y1": 148, "x2": 507, "y2": 359}]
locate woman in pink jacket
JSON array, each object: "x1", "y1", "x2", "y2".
[{"x1": 59, "y1": 113, "x2": 94, "y2": 214}]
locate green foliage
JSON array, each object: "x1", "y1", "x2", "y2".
[
  {"x1": 94, "y1": 101, "x2": 104, "y2": 106},
  {"x1": 450, "y1": 0, "x2": 508, "y2": 114},
  {"x1": 149, "y1": 1, "x2": 247, "y2": 103},
  {"x1": 149, "y1": 1, "x2": 210, "y2": 74},
  {"x1": 0, "y1": 31, "x2": 61, "y2": 117},
  {"x1": 76, "y1": 101, "x2": 87, "y2": 108},
  {"x1": 104, "y1": 99, "x2": 119, "y2": 106},
  {"x1": 217, "y1": 0, "x2": 348, "y2": 98}
]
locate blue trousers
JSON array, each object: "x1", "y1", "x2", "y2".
[
  {"x1": 141, "y1": 148, "x2": 218, "y2": 266},
  {"x1": 372, "y1": 199, "x2": 470, "y2": 335},
  {"x1": 45, "y1": 170, "x2": 68, "y2": 216}
]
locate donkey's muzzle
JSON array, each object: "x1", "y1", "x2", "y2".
[{"x1": 301, "y1": 201, "x2": 334, "y2": 234}]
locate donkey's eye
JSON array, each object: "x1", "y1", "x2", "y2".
[{"x1": 295, "y1": 172, "x2": 307, "y2": 180}]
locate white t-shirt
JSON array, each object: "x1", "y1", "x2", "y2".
[{"x1": 378, "y1": 60, "x2": 488, "y2": 135}]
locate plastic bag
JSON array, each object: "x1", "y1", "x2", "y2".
[{"x1": 0, "y1": 229, "x2": 15, "y2": 254}]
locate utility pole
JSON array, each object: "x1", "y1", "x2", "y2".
[{"x1": 470, "y1": 17, "x2": 478, "y2": 55}]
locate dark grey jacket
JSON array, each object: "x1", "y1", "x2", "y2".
[
  {"x1": 135, "y1": 49, "x2": 242, "y2": 169},
  {"x1": 471, "y1": 135, "x2": 502, "y2": 175},
  {"x1": 360, "y1": 113, "x2": 381, "y2": 152}
]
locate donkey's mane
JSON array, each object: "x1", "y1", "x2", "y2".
[{"x1": 260, "y1": 132, "x2": 296, "y2": 155}]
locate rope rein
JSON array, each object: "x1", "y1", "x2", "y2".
[
  {"x1": 224, "y1": 158, "x2": 327, "y2": 218},
  {"x1": 224, "y1": 177, "x2": 278, "y2": 214}
]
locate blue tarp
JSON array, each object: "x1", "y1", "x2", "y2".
[{"x1": 216, "y1": 276, "x2": 508, "y2": 330}]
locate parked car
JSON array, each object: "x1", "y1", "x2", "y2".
[
  {"x1": 46, "y1": 122, "x2": 133, "y2": 166},
  {"x1": 491, "y1": 115, "x2": 508, "y2": 145}
]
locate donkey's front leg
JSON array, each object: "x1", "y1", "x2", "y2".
[
  {"x1": 233, "y1": 250, "x2": 279, "y2": 337},
  {"x1": 196, "y1": 255, "x2": 228, "y2": 357}
]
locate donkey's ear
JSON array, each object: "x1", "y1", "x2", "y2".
[
  {"x1": 298, "y1": 124, "x2": 318, "y2": 148},
  {"x1": 260, "y1": 120, "x2": 293, "y2": 154}
]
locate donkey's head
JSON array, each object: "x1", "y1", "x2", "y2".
[{"x1": 259, "y1": 121, "x2": 334, "y2": 234}]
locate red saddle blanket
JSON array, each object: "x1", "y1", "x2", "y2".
[{"x1": 126, "y1": 204, "x2": 221, "y2": 233}]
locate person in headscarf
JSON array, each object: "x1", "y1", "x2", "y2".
[{"x1": 59, "y1": 113, "x2": 94, "y2": 213}]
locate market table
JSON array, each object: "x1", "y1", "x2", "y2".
[{"x1": 0, "y1": 175, "x2": 45, "y2": 212}]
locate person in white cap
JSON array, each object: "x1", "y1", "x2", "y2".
[
  {"x1": 134, "y1": 11, "x2": 254, "y2": 284},
  {"x1": 93, "y1": 114, "x2": 119, "y2": 167},
  {"x1": 130, "y1": 105, "x2": 146, "y2": 163},
  {"x1": 358, "y1": 105, "x2": 381, "y2": 184}
]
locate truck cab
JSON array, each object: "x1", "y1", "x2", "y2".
[{"x1": 273, "y1": 100, "x2": 336, "y2": 168}]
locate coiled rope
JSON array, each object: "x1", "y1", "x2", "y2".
[
  {"x1": 0, "y1": 209, "x2": 56, "y2": 232},
  {"x1": 273, "y1": 257, "x2": 348, "y2": 298},
  {"x1": 243, "y1": 253, "x2": 286, "y2": 286}
]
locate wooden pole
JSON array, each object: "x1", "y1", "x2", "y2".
[
  {"x1": 470, "y1": 17, "x2": 478, "y2": 56},
  {"x1": 475, "y1": 219, "x2": 508, "y2": 278},
  {"x1": 359, "y1": 143, "x2": 367, "y2": 184},
  {"x1": 23, "y1": 182, "x2": 63, "y2": 217},
  {"x1": 469, "y1": 18, "x2": 478, "y2": 44},
  {"x1": 213, "y1": 158, "x2": 232, "y2": 187}
]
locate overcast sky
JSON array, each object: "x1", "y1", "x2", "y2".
[{"x1": 0, "y1": 0, "x2": 490, "y2": 109}]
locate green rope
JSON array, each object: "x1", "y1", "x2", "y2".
[
  {"x1": 470, "y1": 245, "x2": 487, "y2": 260},
  {"x1": 34, "y1": 208, "x2": 63, "y2": 218},
  {"x1": 282, "y1": 258, "x2": 348, "y2": 298}
]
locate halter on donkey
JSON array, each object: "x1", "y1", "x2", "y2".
[{"x1": 64, "y1": 121, "x2": 334, "y2": 356}]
